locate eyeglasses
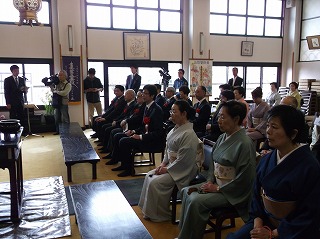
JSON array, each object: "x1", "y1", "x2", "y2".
[{"x1": 169, "y1": 110, "x2": 178, "y2": 115}]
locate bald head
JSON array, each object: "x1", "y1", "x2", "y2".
[
  {"x1": 280, "y1": 96, "x2": 298, "y2": 109},
  {"x1": 124, "y1": 89, "x2": 136, "y2": 102}
]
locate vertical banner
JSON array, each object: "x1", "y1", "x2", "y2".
[
  {"x1": 62, "y1": 56, "x2": 81, "y2": 103},
  {"x1": 189, "y1": 59, "x2": 213, "y2": 95}
]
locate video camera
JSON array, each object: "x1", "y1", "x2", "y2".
[
  {"x1": 159, "y1": 67, "x2": 171, "y2": 87},
  {"x1": 41, "y1": 74, "x2": 59, "y2": 86}
]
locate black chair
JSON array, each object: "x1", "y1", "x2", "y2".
[
  {"x1": 171, "y1": 138, "x2": 241, "y2": 239},
  {"x1": 130, "y1": 126, "x2": 167, "y2": 176}
]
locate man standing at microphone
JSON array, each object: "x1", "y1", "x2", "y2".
[{"x1": 4, "y1": 65, "x2": 28, "y2": 134}]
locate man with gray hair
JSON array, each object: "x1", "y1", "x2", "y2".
[
  {"x1": 162, "y1": 86, "x2": 176, "y2": 122},
  {"x1": 51, "y1": 70, "x2": 71, "y2": 135}
]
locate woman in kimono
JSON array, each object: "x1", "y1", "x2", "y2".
[
  {"x1": 287, "y1": 81, "x2": 302, "y2": 109},
  {"x1": 177, "y1": 100, "x2": 256, "y2": 239},
  {"x1": 265, "y1": 82, "x2": 281, "y2": 107},
  {"x1": 138, "y1": 100, "x2": 200, "y2": 222},
  {"x1": 227, "y1": 105, "x2": 320, "y2": 239},
  {"x1": 246, "y1": 87, "x2": 270, "y2": 142}
]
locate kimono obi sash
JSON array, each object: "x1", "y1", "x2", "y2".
[
  {"x1": 168, "y1": 150, "x2": 177, "y2": 164},
  {"x1": 252, "y1": 117, "x2": 262, "y2": 127},
  {"x1": 261, "y1": 188, "x2": 297, "y2": 227},
  {"x1": 214, "y1": 162, "x2": 236, "y2": 186}
]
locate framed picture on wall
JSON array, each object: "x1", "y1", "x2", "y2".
[
  {"x1": 241, "y1": 41, "x2": 254, "y2": 56},
  {"x1": 123, "y1": 32, "x2": 150, "y2": 60},
  {"x1": 306, "y1": 35, "x2": 320, "y2": 50}
]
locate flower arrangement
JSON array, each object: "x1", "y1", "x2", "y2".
[{"x1": 41, "y1": 90, "x2": 54, "y2": 115}]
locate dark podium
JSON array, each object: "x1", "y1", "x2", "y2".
[{"x1": 0, "y1": 128, "x2": 24, "y2": 223}]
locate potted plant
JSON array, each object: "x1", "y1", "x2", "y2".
[{"x1": 41, "y1": 90, "x2": 55, "y2": 124}]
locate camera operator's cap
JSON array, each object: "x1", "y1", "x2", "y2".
[{"x1": 88, "y1": 68, "x2": 96, "y2": 74}]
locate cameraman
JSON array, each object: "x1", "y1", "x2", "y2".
[
  {"x1": 50, "y1": 70, "x2": 71, "y2": 135},
  {"x1": 173, "y1": 69, "x2": 188, "y2": 91}
]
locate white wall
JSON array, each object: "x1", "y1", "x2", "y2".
[{"x1": 0, "y1": 25, "x2": 52, "y2": 58}]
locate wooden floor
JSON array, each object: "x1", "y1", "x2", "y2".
[{"x1": 0, "y1": 129, "x2": 244, "y2": 239}]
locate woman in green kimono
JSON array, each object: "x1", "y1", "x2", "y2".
[{"x1": 177, "y1": 100, "x2": 256, "y2": 239}]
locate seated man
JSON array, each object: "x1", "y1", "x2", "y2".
[
  {"x1": 154, "y1": 84, "x2": 166, "y2": 107},
  {"x1": 91, "y1": 85, "x2": 126, "y2": 139},
  {"x1": 191, "y1": 86, "x2": 211, "y2": 137},
  {"x1": 104, "y1": 90, "x2": 146, "y2": 162},
  {"x1": 98, "y1": 89, "x2": 136, "y2": 154},
  {"x1": 110, "y1": 84, "x2": 164, "y2": 177},
  {"x1": 162, "y1": 87, "x2": 176, "y2": 122}
]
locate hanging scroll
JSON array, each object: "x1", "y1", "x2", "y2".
[{"x1": 189, "y1": 59, "x2": 212, "y2": 95}]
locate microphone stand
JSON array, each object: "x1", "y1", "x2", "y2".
[{"x1": 22, "y1": 77, "x2": 44, "y2": 140}]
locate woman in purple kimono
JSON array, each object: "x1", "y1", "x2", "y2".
[{"x1": 228, "y1": 105, "x2": 320, "y2": 239}]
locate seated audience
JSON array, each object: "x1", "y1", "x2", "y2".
[
  {"x1": 91, "y1": 85, "x2": 126, "y2": 139},
  {"x1": 191, "y1": 86, "x2": 211, "y2": 137},
  {"x1": 139, "y1": 100, "x2": 200, "y2": 222},
  {"x1": 104, "y1": 90, "x2": 145, "y2": 162},
  {"x1": 98, "y1": 89, "x2": 136, "y2": 154},
  {"x1": 246, "y1": 87, "x2": 270, "y2": 144},
  {"x1": 227, "y1": 105, "x2": 320, "y2": 239},
  {"x1": 233, "y1": 86, "x2": 249, "y2": 126},
  {"x1": 178, "y1": 85, "x2": 192, "y2": 105},
  {"x1": 287, "y1": 81, "x2": 302, "y2": 109},
  {"x1": 110, "y1": 84, "x2": 164, "y2": 177},
  {"x1": 162, "y1": 87, "x2": 176, "y2": 122},
  {"x1": 177, "y1": 101, "x2": 256, "y2": 239},
  {"x1": 265, "y1": 82, "x2": 281, "y2": 107},
  {"x1": 203, "y1": 90, "x2": 234, "y2": 142}
]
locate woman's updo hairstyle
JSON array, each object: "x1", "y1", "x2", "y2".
[{"x1": 174, "y1": 100, "x2": 193, "y2": 120}]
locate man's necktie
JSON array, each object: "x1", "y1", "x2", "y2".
[{"x1": 15, "y1": 77, "x2": 19, "y2": 86}]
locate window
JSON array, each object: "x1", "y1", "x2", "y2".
[
  {"x1": 210, "y1": 0, "x2": 284, "y2": 37},
  {"x1": 210, "y1": 65, "x2": 279, "y2": 101},
  {"x1": 0, "y1": 63, "x2": 51, "y2": 106},
  {"x1": 86, "y1": 0, "x2": 181, "y2": 32},
  {"x1": 0, "y1": 0, "x2": 50, "y2": 25}
]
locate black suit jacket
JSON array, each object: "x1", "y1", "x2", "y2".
[
  {"x1": 103, "y1": 95, "x2": 126, "y2": 123},
  {"x1": 126, "y1": 103, "x2": 146, "y2": 130},
  {"x1": 191, "y1": 99, "x2": 211, "y2": 134},
  {"x1": 228, "y1": 76, "x2": 243, "y2": 88},
  {"x1": 135, "y1": 102, "x2": 164, "y2": 143},
  {"x1": 155, "y1": 94, "x2": 166, "y2": 107},
  {"x1": 162, "y1": 97, "x2": 176, "y2": 121},
  {"x1": 4, "y1": 76, "x2": 26, "y2": 106},
  {"x1": 114, "y1": 100, "x2": 136, "y2": 124},
  {"x1": 125, "y1": 73, "x2": 141, "y2": 93}
]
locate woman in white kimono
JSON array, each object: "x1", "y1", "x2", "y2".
[
  {"x1": 177, "y1": 100, "x2": 256, "y2": 239},
  {"x1": 139, "y1": 100, "x2": 200, "y2": 222},
  {"x1": 246, "y1": 87, "x2": 270, "y2": 142}
]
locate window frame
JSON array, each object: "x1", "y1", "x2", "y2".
[
  {"x1": 209, "y1": 0, "x2": 285, "y2": 37},
  {"x1": 85, "y1": 0, "x2": 182, "y2": 33}
]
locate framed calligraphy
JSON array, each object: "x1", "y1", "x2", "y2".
[{"x1": 123, "y1": 32, "x2": 150, "y2": 60}]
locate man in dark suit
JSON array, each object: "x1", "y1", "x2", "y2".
[
  {"x1": 110, "y1": 84, "x2": 164, "y2": 177},
  {"x1": 228, "y1": 67, "x2": 243, "y2": 89},
  {"x1": 4, "y1": 65, "x2": 28, "y2": 134},
  {"x1": 125, "y1": 65, "x2": 141, "y2": 93},
  {"x1": 154, "y1": 84, "x2": 166, "y2": 107},
  {"x1": 191, "y1": 85, "x2": 211, "y2": 137},
  {"x1": 162, "y1": 87, "x2": 176, "y2": 122},
  {"x1": 91, "y1": 85, "x2": 126, "y2": 138}
]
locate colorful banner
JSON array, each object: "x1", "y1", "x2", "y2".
[
  {"x1": 189, "y1": 59, "x2": 212, "y2": 96},
  {"x1": 62, "y1": 56, "x2": 81, "y2": 103}
]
